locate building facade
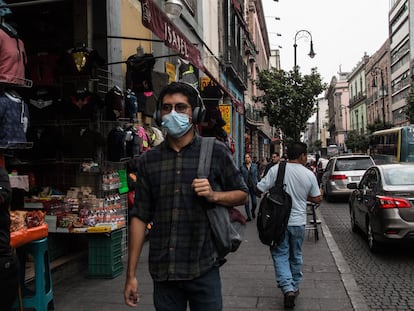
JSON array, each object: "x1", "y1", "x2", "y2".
[{"x1": 326, "y1": 72, "x2": 350, "y2": 150}]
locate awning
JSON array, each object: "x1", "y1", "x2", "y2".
[
  {"x1": 139, "y1": 0, "x2": 244, "y2": 114},
  {"x1": 140, "y1": 0, "x2": 204, "y2": 70}
]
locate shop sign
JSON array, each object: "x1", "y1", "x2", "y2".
[
  {"x1": 140, "y1": 0, "x2": 204, "y2": 70},
  {"x1": 165, "y1": 62, "x2": 176, "y2": 83},
  {"x1": 199, "y1": 77, "x2": 216, "y2": 91},
  {"x1": 219, "y1": 105, "x2": 231, "y2": 134}
]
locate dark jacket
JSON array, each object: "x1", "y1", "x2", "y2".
[{"x1": 240, "y1": 163, "x2": 260, "y2": 188}]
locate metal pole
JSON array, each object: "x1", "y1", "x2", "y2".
[
  {"x1": 293, "y1": 30, "x2": 315, "y2": 71},
  {"x1": 294, "y1": 43, "x2": 297, "y2": 69}
]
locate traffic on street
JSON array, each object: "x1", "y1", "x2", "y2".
[{"x1": 320, "y1": 198, "x2": 414, "y2": 311}]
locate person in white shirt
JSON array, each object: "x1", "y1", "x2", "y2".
[{"x1": 256, "y1": 142, "x2": 322, "y2": 309}]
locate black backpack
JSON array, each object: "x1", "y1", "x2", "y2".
[{"x1": 257, "y1": 161, "x2": 292, "y2": 248}]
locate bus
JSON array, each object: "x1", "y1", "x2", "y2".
[{"x1": 370, "y1": 125, "x2": 414, "y2": 163}]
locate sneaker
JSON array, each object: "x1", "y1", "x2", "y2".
[
  {"x1": 284, "y1": 291, "x2": 296, "y2": 309},
  {"x1": 294, "y1": 289, "x2": 300, "y2": 297},
  {"x1": 246, "y1": 217, "x2": 252, "y2": 222}
]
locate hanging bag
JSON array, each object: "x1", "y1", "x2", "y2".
[{"x1": 198, "y1": 137, "x2": 245, "y2": 263}]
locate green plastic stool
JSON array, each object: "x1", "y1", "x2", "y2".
[{"x1": 16, "y1": 237, "x2": 54, "y2": 311}]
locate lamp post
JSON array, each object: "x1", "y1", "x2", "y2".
[
  {"x1": 293, "y1": 29, "x2": 316, "y2": 70},
  {"x1": 165, "y1": 0, "x2": 183, "y2": 20},
  {"x1": 371, "y1": 67, "x2": 386, "y2": 127}
]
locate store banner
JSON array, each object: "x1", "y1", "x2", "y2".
[
  {"x1": 165, "y1": 62, "x2": 176, "y2": 83},
  {"x1": 219, "y1": 105, "x2": 231, "y2": 134},
  {"x1": 140, "y1": 0, "x2": 204, "y2": 70}
]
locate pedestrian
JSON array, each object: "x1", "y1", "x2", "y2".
[
  {"x1": 240, "y1": 153, "x2": 260, "y2": 221},
  {"x1": 258, "y1": 157, "x2": 268, "y2": 178},
  {"x1": 0, "y1": 166, "x2": 19, "y2": 311},
  {"x1": 262, "y1": 152, "x2": 280, "y2": 177},
  {"x1": 123, "y1": 82, "x2": 248, "y2": 311},
  {"x1": 256, "y1": 142, "x2": 322, "y2": 309}
]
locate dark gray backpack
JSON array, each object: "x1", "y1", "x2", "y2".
[{"x1": 257, "y1": 161, "x2": 292, "y2": 248}]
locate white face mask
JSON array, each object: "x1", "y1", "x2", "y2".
[{"x1": 161, "y1": 110, "x2": 192, "y2": 138}]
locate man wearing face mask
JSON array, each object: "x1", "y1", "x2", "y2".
[{"x1": 124, "y1": 82, "x2": 248, "y2": 311}]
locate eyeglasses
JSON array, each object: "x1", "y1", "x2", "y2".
[{"x1": 161, "y1": 103, "x2": 191, "y2": 113}]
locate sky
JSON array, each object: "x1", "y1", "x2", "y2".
[{"x1": 262, "y1": 0, "x2": 390, "y2": 84}]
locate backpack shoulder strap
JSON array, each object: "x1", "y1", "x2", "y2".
[
  {"x1": 275, "y1": 161, "x2": 287, "y2": 187},
  {"x1": 197, "y1": 137, "x2": 215, "y2": 178}
]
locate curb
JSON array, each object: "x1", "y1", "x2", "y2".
[{"x1": 317, "y1": 209, "x2": 370, "y2": 311}]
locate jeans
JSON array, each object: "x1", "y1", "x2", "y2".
[
  {"x1": 153, "y1": 267, "x2": 222, "y2": 311},
  {"x1": 244, "y1": 186, "x2": 257, "y2": 218},
  {"x1": 270, "y1": 225, "x2": 305, "y2": 294}
]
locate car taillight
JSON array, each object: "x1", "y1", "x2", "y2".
[
  {"x1": 377, "y1": 196, "x2": 411, "y2": 209},
  {"x1": 330, "y1": 174, "x2": 347, "y2": 180}
]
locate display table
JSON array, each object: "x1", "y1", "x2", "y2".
[{"x1": 10, "y1": 223, "x2": 49, "y2": 248}]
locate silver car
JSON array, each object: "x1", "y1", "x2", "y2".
[
  {"x1": 321, "y1": 154, "x2": 375, "y2": 201},
  {"x1": 348, "y1": 164, "x2": 414, "y2": 252}
]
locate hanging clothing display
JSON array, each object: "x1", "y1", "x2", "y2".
[
  {"x1": 23, "y1": 126, "x2": 63, "y2": 160},
  {"x1": 58, "y1": 45, "x2": 105, "y2": 77},
  {"x1": 104, "y1": 86, "x2": 124, "y2": 121},
  {"x1": 61, "y1": 126, "x2": 105, "y2": 161},
  {"x1": 125, "y1": 53, "x2": 156, "y2": 94},
  {"x1": 107, "y1": 126, "x2": 127, "y2": 162},
  {"x1": 26, "y1": 53, "x2": 59, "y2": 86},
  {"x1": 61, "y1": 89, "x2": 104, "y2": 121},
  {"x1": 124, "y1": 89, "x2": 138, "y2": 122},
  {"x1": 0, "y1": 91, "x2": 29, "y2": 147},
  {"x1": 0, "y1": 23, "x2": 26, "y2": 84},
  {"x1": 178, "y1": 60, "x2": 198, "y2": 88},
  {"x1": 26, "y1": 86, "x2": 60, "y2": 121}
]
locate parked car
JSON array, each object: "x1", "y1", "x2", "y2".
[
  {"x1": 348, "y1": 163, "x2": 414, "y2": 252},
  {"x1": 321, "y1": 154, "x2": 375, "y2": 201}
]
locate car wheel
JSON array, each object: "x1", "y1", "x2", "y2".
[
  {"x1": 367, "y1": 218, "x2": 381, "y2": 253},
  {"x1": 350, "y1": 207, "x2": 357, "y2": 232}
]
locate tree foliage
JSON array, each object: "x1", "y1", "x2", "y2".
[
  {"x1": 366, "y1": 119, "x2": 393, "y2": 134},
  {"x1": 255, "y1": 68, "x2": 326, "y2": 143},
  {"x1": 345, "y1": 130, "x2": 370, "y2": 153}
]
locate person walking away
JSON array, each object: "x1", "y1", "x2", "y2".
[
  {"x1": 256, "y1": 142, "x2": 321, "y2": 309},
  {"x1": 0, "y1": 166, "x2": 19, "y2": 311},
  {"x1": 123, "y1": 82, "x2": 248, "y2": 311},
  {"x1": 240, "y1": 153, "x2": 260, "y2": 221},
  {"x1": 262, "y1": 152, "x2": 280, "y2": 177}
]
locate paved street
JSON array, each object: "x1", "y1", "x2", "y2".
[
  {"x1": 23, "y1": 200, "x2": 414, "y2": 311},
  {"x1": 319, "y1": 199, "x2": 414, "y2": 311},
  {"x1": 50, "y1": 205, "x2": 356, "y2": 311}
]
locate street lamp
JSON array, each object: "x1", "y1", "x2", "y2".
[
  {"x1": 165, "y1": 0, "x2": 183, "y2": 20},
  {"x1": 371, "y1": 67, "x2": 386, "y2": 126},
  {"x1": 293, "y1": 29, "x2": 316, "y2": 70}
]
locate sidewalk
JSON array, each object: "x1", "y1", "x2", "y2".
[{"x1": 51, "y1": 208, "x2": 368, "y2": 311}]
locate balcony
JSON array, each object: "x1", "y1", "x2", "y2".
[
  {"x1": 245, "y1": 105, "x2": 265, "y2": 125},
  {"x1": 223, "y1": 45, "x2": 248, "y2": 88}
]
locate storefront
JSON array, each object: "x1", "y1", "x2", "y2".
[{"x1": 1, "y1": 0, "x2": 246, "y2": 283}]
